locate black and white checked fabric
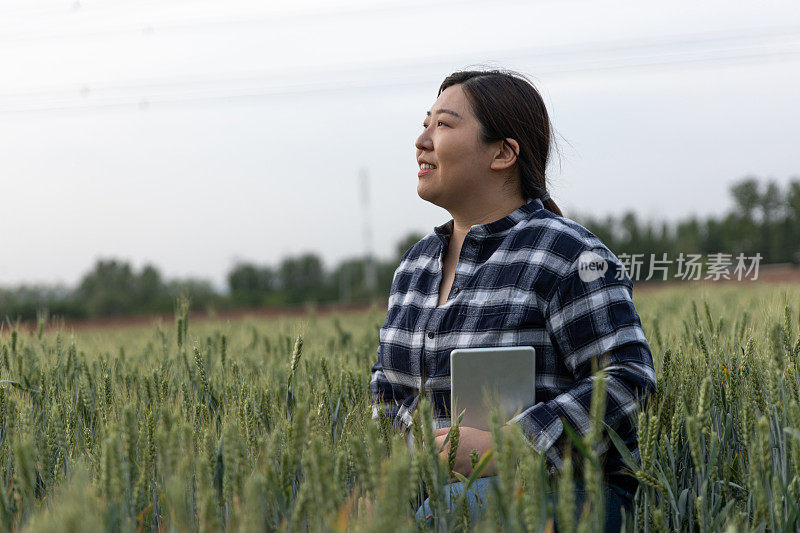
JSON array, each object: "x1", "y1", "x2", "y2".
[{"x1": 369, "y1": 196, "x2": 657, "y2": 488}]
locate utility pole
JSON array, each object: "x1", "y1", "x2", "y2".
[{"x1": 360, "y1": 168, "x2": 377, "y2": 293}]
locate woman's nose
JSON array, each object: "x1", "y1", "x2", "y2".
[{"x1": 415, "y1": 130, "x2": 432, "y2": 151}]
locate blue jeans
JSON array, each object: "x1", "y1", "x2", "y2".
[{"x1": 415, "y1": 475, "x2": 634, "y2": 531}]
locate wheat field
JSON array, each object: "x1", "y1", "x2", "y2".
[{"x1": 0, "y1": 283, "x2": 798, "y2": 532}]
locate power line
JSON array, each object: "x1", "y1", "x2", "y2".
[
  {"x1": 3, "y1": 24, "x2": 798, "y2": 98},
  {"x1": 0, "y1": 0, "x2": 536, "y2": 43},
  {"x1": 3, "y1": 48, "x2": 798, "y2": 116},
  {"x1": 1, "y1": 35, "x2": 798, "y2": 117}
]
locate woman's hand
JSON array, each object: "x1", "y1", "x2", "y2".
[{"x1": 433, "y1": 425, "x2": 512, "y2": 481}]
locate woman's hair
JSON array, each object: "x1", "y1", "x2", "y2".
[{"x1": 439, "y1": 68, "x2": 563, "y2": 216}]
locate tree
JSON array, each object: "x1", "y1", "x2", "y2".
[
  {"x1": 760, "y1": 179, "x2": 784, "y2": 224},
  {"x1": 787, "y1": 179, "x2": 800, "y2": 221},
  {"x1": 278, "y1": 254, "x2": 325, "y2": 304},
  {"x1": 227, "y1": 263, "x2": 277, "y2": 306},
  {"x1": 787, "y1": 179, "x2": 800, "y2": 263},
  {"x1": 76, "y1": 259, "x2": 138, "y2": 316},
  {"x1": 330, "y1": 258, "x2": 372, "y2": 302},
  {"x1": 136, "y1": 264, "x2": 164, "y2": 310},
  {"x1": 729, "y1": 176, "x2": 761, "y2": 221}
]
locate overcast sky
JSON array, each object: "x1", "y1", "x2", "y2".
[{"x1": 1, "y1": 0, "x2": 799, "y2": 290}]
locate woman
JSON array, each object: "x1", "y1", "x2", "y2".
[{"x1": 369, "y1": 69, "x2": 657, "y2": 530}]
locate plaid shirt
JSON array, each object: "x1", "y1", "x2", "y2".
[{"x1": 369, "y1": 197, "x2": 657, "y2": 491}]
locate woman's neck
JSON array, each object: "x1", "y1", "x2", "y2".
[{"x1": 449, "y1": 195, "x2": 526, "y2": 240}]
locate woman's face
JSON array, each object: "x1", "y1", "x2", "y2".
[{"x1": 415, "y1": 84, "x2": 501, "y2": 210}]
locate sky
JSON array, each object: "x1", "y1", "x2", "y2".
[{"x1": 1, "y1": 0, "x2": 799, "y2": 291}]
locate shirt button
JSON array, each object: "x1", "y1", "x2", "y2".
[
  {"x1": 427, "y1": 331, "x2": 434, "y2": 339},
  {"x1": 452, "y1": 286, "x2": 459, "y2": 294}
]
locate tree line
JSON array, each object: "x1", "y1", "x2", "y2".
[
  {"x1": 573, "y1": 175, "x2": 800, "y2": 280},
  {"x1": 1, "y1": 175, "x2": 798, "y2": 322}
]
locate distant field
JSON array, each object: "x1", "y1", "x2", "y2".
[
  {"x1": 0, "y1": 282, "x2": 799, "y2": 531},
  {"x1": 21, "y1": 263, "x2": 800, "y2": 335}
]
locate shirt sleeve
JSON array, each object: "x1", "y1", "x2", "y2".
[
  {"x1": 369, "y1": 246, "x2": 415, "y2": 432},
  {"x1": 370, "y1": 344, "x2": 400, "y2": 428},
  {"x1": 507, "y1": 246, "x2": 657, "y2": 473}
]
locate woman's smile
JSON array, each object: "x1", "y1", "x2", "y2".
[{"x1": 418, "y1": 164, "x2": 437, "y2": 178}]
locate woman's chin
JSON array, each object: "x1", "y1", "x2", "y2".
[{"x1": 416, "y1": 183, "x2": 437, "y2": 203}]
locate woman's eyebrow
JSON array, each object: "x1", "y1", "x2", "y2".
[{"x1": 426, "y1": 108, "x2": 462, "y2": 119}]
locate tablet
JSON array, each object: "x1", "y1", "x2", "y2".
[{"x1": 449, "y1": 346, "x2": 536, "y2": 431}]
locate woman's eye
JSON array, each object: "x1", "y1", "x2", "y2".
[{"x1": 421, "y1": 121, "x2": 446, "y2": 130}]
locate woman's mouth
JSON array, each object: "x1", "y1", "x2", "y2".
[{"x1": 418, "y1": 162, "x2": 437, "y2": 177}]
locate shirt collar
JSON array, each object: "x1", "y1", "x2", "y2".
[{"x1": 434, "y1": 197, "x2": 545, "y2": 244}]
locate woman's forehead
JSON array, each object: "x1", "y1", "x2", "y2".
[{"x1": 430, "y1": 85, "x2": 468, "y2": 115}]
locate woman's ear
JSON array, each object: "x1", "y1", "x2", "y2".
[{"x1": 490, "y1": 138, "x2": 519, "y2": 171}]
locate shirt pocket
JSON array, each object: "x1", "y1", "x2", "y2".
[
  {"x1": 460, "y1": 284, "x2": 538, "y2": 313},
  {"x1": 453, "y1": 306, "x2": 514, "y2": 348},
  {"x1": 463, "y1": 306, "x2": 508, "y2": 325},
  {"x1": 459, "y1": 309, "x2": 517, "y2": 348},
  {"x1": 458, "y1": 294, "x2": 544, "y2": 348},
  {"x1": 462, "y1": 296, "x2": 525, "y2": 322}
]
